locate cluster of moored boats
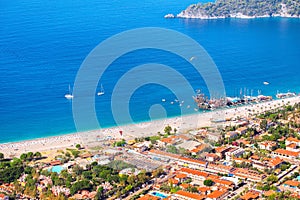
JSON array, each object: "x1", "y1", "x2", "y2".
[
  {"x1": 193, "y1": 90, "x2": 298, "y2": 110},
  {"x1": 276, "y1": 91, "x2": 297, "y2": 99}
]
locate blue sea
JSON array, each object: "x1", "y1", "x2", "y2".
[{"x1": 0, "y1": 0, "x2": 300, "y2": 143}]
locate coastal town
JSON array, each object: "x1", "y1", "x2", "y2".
[
  {"x1": 1, "y1": 97, "x2": 300, "y2": 200},
  {"x1": 1, "y1": 0, "x2": 300, "y2": 199}
]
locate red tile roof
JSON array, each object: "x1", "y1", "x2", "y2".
[
  {"x1": 232, "y1": 168, "x2": 265, "y2": 180},
  {"x1": 180, "y1": 183, "x2": 191, "y2": 189},
  {"x1": 198, "y1": 187, "x2": 210, "y2": 192},
  {"x1": 206, "y1": 153, "x2": 219, "y2": 158},
  {"x1": 207, "y1": 163, "x2": 233, "y2": 172},
  {"x1": 160, "y1": 136, "x2": 176, "y2": 144},
  {"x1": 263, "y1": 190, "x2": 276, "y2": 197},
  {"x1": 138, "y1": 194, "x2": 160, "y2": 200},
  {"x1": 284, "y1": 180, "x2": 300, "y2": 187},
  {"x1": 269, "y1": 157, "x2": 283, "y2": 167},
  {"x1": 250, "y1": 155, "x2": 260, "y2": 160},
  {"x1": 286, "y1": 137, "x2": 300, "y2": 143},
  {"x1": 240, "y1": 190, "x2": 260, "y2": 200},
  {"x1": 180, "y1": 168, "x2": 209, "y2": 177},
  {"x1": 215, "y1": 147, "x2": 227, "y2": 153},
  {"x1": 213, "y1": 178, "x2": 234, "y2": 186},
  {"x1": 287, "y1": 143, "x2": 297, "y2": 149},
  {"x1": 274, "y1": 149, "x2": 300, "y2": 157},
  {"x1": 160, "y1": 134, "x2": 190, "y2": 144},
  {"x1": 207, "y1": 190, "x2": 227, "y2": 199},
  {"x1": 169, "y1": 178, "x2": 179, "y2": 185},
  {"x1": 50, "y1": 160, "x2": 61, "y2": 166},
  {"x1": 175, "y1": 190, "x2": 206, "y2": 200},
  {"x1": 190, "y1": 144, "x2": 207, "y2": 153},
  {"x1": 175, "y1": 173, "x2": 188, "y2": 179}
]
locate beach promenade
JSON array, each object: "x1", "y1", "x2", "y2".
[{"x1": 1, "y1": 96, "x2": 299, "y2": 157}]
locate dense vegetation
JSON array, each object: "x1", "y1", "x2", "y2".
[
  {"x1": 0, "y1": 150, "x2": 164, "y2": 200},
  {"x1": 180, "y1": 0, "x2": 300, "y2": 18},
  {"x1": 0, "y1": 151, "x2": 43, "y2": 184}
]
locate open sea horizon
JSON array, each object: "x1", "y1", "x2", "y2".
[{"x1": 0, "y1": 0, "x2": 300, "y2": 143}]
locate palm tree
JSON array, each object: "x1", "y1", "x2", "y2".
[
  {"x1": 34, "y1": 152, "x2": 42, "y2": 158},
  {"x1": 0, "y1": 152, "x2": 4, "y2": 160}
]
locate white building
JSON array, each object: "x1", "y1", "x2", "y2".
[{"x1": 225, "y1": 147, "x2": 245, "y2": 161}]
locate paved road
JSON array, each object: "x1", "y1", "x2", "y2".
[
  {"x1": 276, "y1": 165, "x2": 299, "y2": 186},
  {"x1": 124, "y1": 184, "x2": 153, "y2": 200},
  {"x1": 228, "y1": 183, "x2": 251, "y2": 199}
]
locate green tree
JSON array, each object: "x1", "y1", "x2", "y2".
[
  {"x1": 65, "y1": 152, "x2": 71, "y2": 157},
  {"x1": 20, "y1": 153, "x2": 27, "y2": 161},
  {"x1": 127, "y1": 175, "x2": 136, "y2": 185},
  {"x1": 267, "y1": 174, "x2": 278, "y2": 183},
  {"x1": 137, "y1": 170, "x2": 148, "y2": 183},
  {"x1": 280, "y1": 164, "x2": 289, "y2": 171},
  {"x1": 187, "y1": 186, "x2": 198, "y2": 193},
  {"x1": 34, "y1": 152, "x2": 42, "y2": 158},
  {"x1": 70, "y1": 180, "x2": 92, "y2": 195},
  {"x1": 70, "y1": 149, "x2": 80, "y2": 158},
  {"x1": 166, "y1": 145, "x2": 178, "y2": 154},
  {"x1": 204, "y1": 179, "x2": 214, "y2": 186},
  {"x1": 260, "y1": 119, "x2": 268, "y2": 131},
  {"x1": 164, "y1": 125, "x2": 172, "y2": 134},
  {"x1": 114, "y1": 139, "x2": 126, "y2": 147},
  {"x1": 95, "y1": 186, "x2": 104, "y2": 200},
  {"x1": 160, "y1": 183, "x2": 171, "y2": 192},
  {"x1": 0, "y1": 165, "x2": 24, "y2": 183},
  {"x1": 174, "y1": 128, "x2": 178, "y2": 134},
  {"x1": 73, "y1": 165, "x2": 83, "y2": 176},
  {"x1": 262, "y1": 184, "x2": 270, "y2": 191},
  {"x1": 24, "y1": 166, "x2": 33, "y2": 174},
  {"x1": 0, "y1": 152, "x2": 4, "y2": 160},
  {"x1": 27, "y1": 152, "x2": 34, "y2": 160},
  {"x1": 82, "y1": 171, "x2": 93, "y2": 180}
]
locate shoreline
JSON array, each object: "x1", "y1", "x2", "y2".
[
  {"x1": 168, "y1": 14, "x2": 300, "y2": 20},
  {"x1": 173, "y1": 2, "x2": 300, "y2": 20},
  {"x1": 1, "y1": 96, "x2": 299, "y2": 157}
]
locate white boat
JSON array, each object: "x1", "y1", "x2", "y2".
[
  {"x1": 276, "y1": 91, "x2": 296, "y2": 99},
  {"x1": 97, "y1": 84, "x2": 105, "y2": 96},
  {"x1": 65, "y1": 85, "x2": 73, "y2": 99}
]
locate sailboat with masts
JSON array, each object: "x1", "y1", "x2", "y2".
[
  {"x1": 65, "y1": 84, "x2": 74, "y2": 99},
  {"x1": 97, "y1": 84, "x2": 105, "y2": 96}
]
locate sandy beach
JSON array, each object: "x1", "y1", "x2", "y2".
[{"x1": 1, "y1": 96, "x2": 299, "y2": 157}]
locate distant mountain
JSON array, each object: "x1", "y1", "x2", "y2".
[{"x1": 175, "y1": 0, "x2": 300, "y2": 19}]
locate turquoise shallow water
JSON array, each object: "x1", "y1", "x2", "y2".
[{"x1": 0, "y1": 0, "x2": 299, "y2": 143}]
